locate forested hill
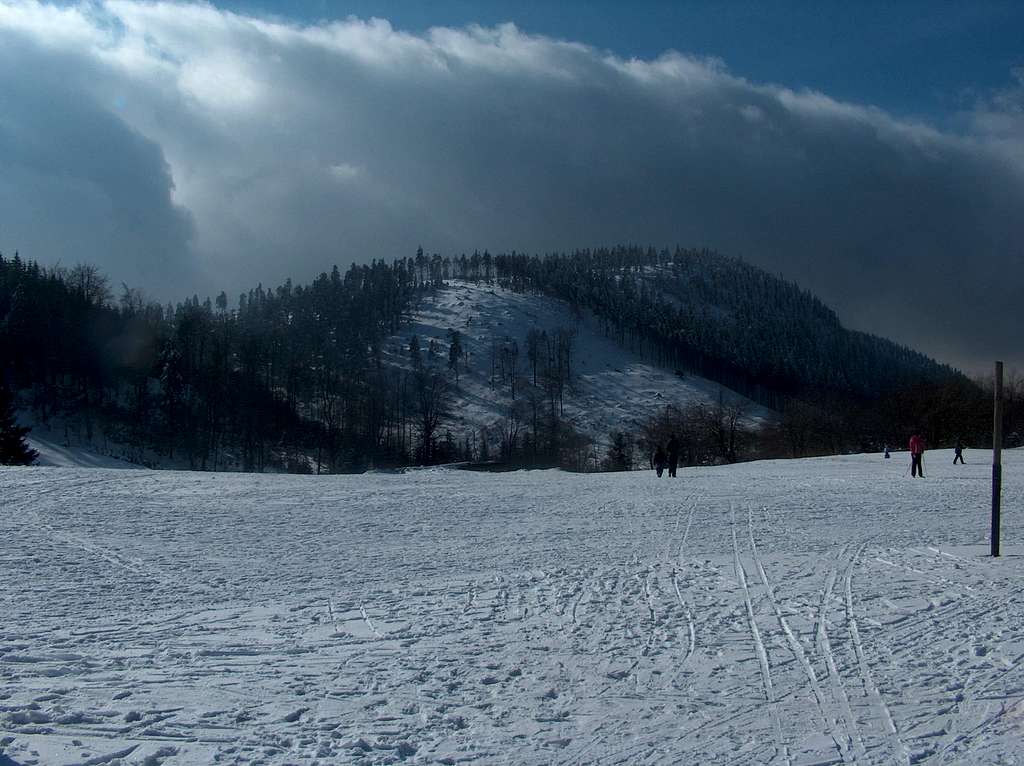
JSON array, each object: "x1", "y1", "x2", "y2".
[
  {"x1": 0, "y1": 247, "x2": 979, "y2": 473},
  {"x1": 491, "y1": 247, "x2": 957, "y2": 407},
  {"x1": 1, "y1": 253, "x2": 419, "y2": 472}
]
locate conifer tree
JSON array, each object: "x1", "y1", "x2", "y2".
[
  {"x1": 0, "y1": 385, "x2": 38, "y2": 465},
  {"x1": 606, "y1": 431, "x2": 632, "y2": 471},
  {"x1": 447, "y1": 328, "x2": 463, "y2": 386},
  {"x1": 409, "y1": 335, "x2": 422, "y2": 369}
]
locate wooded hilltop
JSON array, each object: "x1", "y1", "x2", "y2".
[{"x1": 1, "y1": 246, "x2": 1019, "y2": 472}]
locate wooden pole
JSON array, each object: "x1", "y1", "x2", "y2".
[{"x1": 992, "y1": 360, "x2": 1003, "y2": 558}]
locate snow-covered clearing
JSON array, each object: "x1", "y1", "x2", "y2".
[
  {"x1": 386, "y1": 281, "x2": 771, "y2": 445},
  {"x1": 2, "y1": 450, "x2": 1022, "y2": 765}
]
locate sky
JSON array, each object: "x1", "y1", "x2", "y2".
[
  {"x1": 224, "y1": 0, "x2": 1023, "y2": 124},
  {"x1": 1, "y1": 1, "x2": 1022, "y2": 372}
]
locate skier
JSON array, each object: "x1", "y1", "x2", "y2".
[
  {"x1": 653, "y1": 444, "x2": 667, "y2": 478},
  {"x1": 953, "y1": 437, "x2": 965, "y2": 465},
  {"x1": 883, "y1": 444, "x2": 891, "y2": 459},
  {"x1": 909, "y1": 433, "x2": 925, "y2": 478},
  {"x1": 666, "y1": 434, "x2": 680, "y2": 478}
]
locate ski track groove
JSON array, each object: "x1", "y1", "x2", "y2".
[
  {"x1": 670, "y1": 568, "x2": 696, "y2": 670},
  {"x1": 661, "y1": 495, "x2": 700, "y2": 690},
  {"x1": 325, "y1": 595, "x2": 340, "y2": 635},
  {"x1": 732, "y1": 504, "x2": 790, "y2": 766},
  {"x1": 746, "y1": 506, "x2": 851, "y2": 764},
  {"x1": 358, "y1": 603, "x2": 384, "y2": 639},
  {"x1": 462, "y1": 579, "x2": 477, "y2": 615},
  {"x1": 815, "y1": 542, "x2": 869, "y2": 763},
  {"x1": 845, "y1": 542, "x2": 911, "y2": 766},
  {"x1": 570, "y1": 581, "x2": 588, "y2": 625},
  {"x1": 680, "y1": 495, "x2": 700, "y2": 550}
]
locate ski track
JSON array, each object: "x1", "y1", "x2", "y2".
[
  {"x1": 746, "y1": 506, "x2": 850, "y2": 764},
  {"x1": 662, "y1": 494, "x2": 700, "y2": 691},
  {"x1": 814, "y1": 542, "x2": 870, "y2": 763},
  {"x1": 1, "y1": 450, "x2": 1022, "y2": 764},
  {"x1": 845, "y1": 543, "x2": 912, "y2": 766},
  {"x1": 732, "y1": 505, "x2": 790, "y2": 766},
  {"x1": 669, "y1": 568, "x2": 696, "y2": 676}
]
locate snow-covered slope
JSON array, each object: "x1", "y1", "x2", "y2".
[
  {"x1": 384, "y1": 281, "x2": 772, "y2": 446},
  {"x1": 2, "y1": 449, "x2": 1022, "y2": 765},
  {"x1": 26, "y1": 429, "x2": 145, "y2": 470}
]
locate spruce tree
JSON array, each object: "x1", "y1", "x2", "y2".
[
  {"x1": 606, "y1": 431, "x2": 632, "y2": 471},
  {"x1": 447, "y1": 329, "x2": 463, "y2": 386},
  {"x1": 408, "y1": 335, "x2": 422, "y2": 369},
  {"x1": 0, "y1": 385, "x2": 38, "y2": 465}
]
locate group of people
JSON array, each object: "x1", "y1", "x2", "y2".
[
  {"x1": 651, "y1": 431, "x2": 969, "y2": 479},
  {"x1": 884, "y1": 434, "x2": 966, "y2": 478},
  {"x1": 652, "y1": 435, "x2": 680, "y2": 478}
]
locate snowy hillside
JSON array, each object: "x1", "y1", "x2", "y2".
[
  {"x1": 2, "y1": 449, "x2": 1022, "y2": 765},
  {"x1": 384, "y1": 281, "x2": 772, "y2": 448},
  {"x1": 25, "y1": 429, "x2": 145, "y2": 470}
]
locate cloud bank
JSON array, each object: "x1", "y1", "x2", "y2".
[{"x1": 1, "y1": 1, "x2": 1021, "y2": 370}]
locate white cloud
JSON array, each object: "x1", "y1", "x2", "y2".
[
  {"x1": 178, "y1": 51, "x2": 266, "y2": 111},
  {"x1": 0, "y1": 1, "x2": 96, "y2": 49},
  {"x1": 329, "y1": 162, "x2": 361, "y2": 182},
  {"x1": 0, "y1": 0, "x2": 1022, "y2": 370},
  {"x1": 967, "y1": 67, "x2": 1024, "y2": 171}
]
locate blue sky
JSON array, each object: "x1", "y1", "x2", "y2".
[{"x1": 221, "y1": 0, "x2": 1023, "y2": 124}]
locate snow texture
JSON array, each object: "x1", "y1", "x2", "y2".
[
  {"x1": 1, "y1": 449, "x2": 1022, "y2": 765},
  {"x1": 25, "y1": 430, "x2": 144, "y2": 471},
  {"x1": 385, "y1": 281, "x2": 771, "y2": 446}
]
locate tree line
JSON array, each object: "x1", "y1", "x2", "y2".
[
  {"x1": 1, "y1": 251, "x2": 450, "y2": 471},
  {"x1": 489, "y1": 246, "x2": 957, "y2": 405},
  {"x1": 482, "y1": 246, "x2": 1023, "y2": 459},
  {"x1": 2, "y1": 246, "x2": 1020, "y2": 471}
]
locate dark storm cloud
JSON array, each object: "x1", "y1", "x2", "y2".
[
  {"x1": 0, "y1": 22, "x2": 197, "y2": 294},
  {"x1": 0, "y1": 2, "x2": 1021, "y2": 371}
]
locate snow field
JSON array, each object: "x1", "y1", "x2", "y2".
[{"x1": 1, "y1": 449, "x2": 1022, "y2": 765}]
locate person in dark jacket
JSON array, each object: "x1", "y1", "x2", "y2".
[
  {"x1": 953, "y1": 437, "x2": 965, "y2": 465},
  {"x1": 666, "y1": 434, "x2": 680, "y2": 478},
  {"x1": 653, "y1": 445, "x2": 667, "y2": 478},
  {"x1": 909, "y1": 433, "x2": 925, "y2": 478}
]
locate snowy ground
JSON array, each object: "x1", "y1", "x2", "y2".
[
  {"x1": 25, "y1": 430, "x2": 144, "y2": 471},
  {"x1": 2, "y1": 449, "x2": 1022, "y2": 765},
  {"x1": 385, "y1": 281, "x2": 771, "y2": 447}
]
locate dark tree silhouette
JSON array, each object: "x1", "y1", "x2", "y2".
[
  {"x1": 447, "y1": 328, "x2": 463, "y2": 387},
  {"x1": 0, "y1": 385, "x2": 37, "y2": 465}
]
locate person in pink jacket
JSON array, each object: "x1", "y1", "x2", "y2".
[{"x1": 909, "y1": 433, "x2": 925, "y2": 478}]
